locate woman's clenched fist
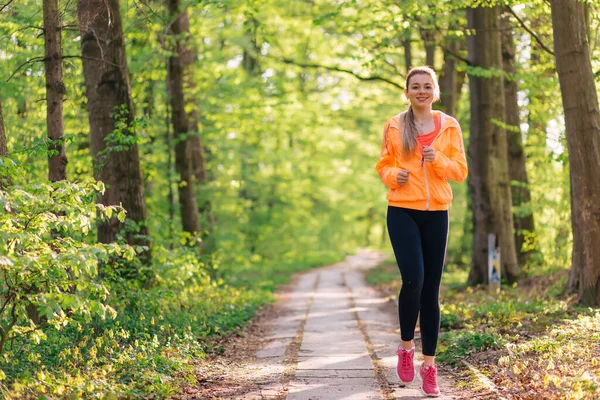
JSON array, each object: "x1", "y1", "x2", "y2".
[{"x1": 396, "y1": 170, "x2": 410, "y2": 186}]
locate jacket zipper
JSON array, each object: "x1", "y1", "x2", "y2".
[{"x1": 423, "y1": 160, "x2": 430, "y2": 210}]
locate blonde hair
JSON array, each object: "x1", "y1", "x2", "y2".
[{"x1": 402, "y1": 66, "x2": 440, "y2": 157}]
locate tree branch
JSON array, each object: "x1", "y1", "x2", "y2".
[
  {"x1": 507, "y1": 6, "x2": 554, "y2": 56},
  {"x1": 7, "y1": 55, "x2": 121, "y2": 82},
  {"x1": 279, "y1": 57, "x2": 404, "y2": 90},
  {"x1": 6, "y1": 56, "x2": 45, "y2": 82},
  {"x1": 440, "y1": 44, "x2": 471, "y2": 65},
  {"x1": 383, "y1": 58, "x2": 405, "y2": 79},
  {"x1": 0, "y1": 25, "x2": 44, "y2": 43},
  {"x1": 0, "y1": 0, "x2": 15, "y2": 13}
]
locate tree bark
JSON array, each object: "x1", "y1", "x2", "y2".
[
  {"x1": 240, "y1": 15, "x2": 262, "y2": 254},
  {"x1": 403, "y1": 38, "x2": 412, "y2": 71},
  {"x1": 439, "y1": 21, "x2": 465, "y2": 117},
  {"x1": 551, "y1": 0, "x2": 600, "y2": 306},
  {"x1": 467, "y1": 7, "x2": 520, "y2": 284},
  {"x1": 0, "y1": 107, "x2": 8, "y2": 184},
  {"x1": 177, "y1": 12, "x2": 208, "y2": 186},
  {"x1": 0, "y1": 97, "x2": 7, "y2": 185},
  {"x1": 0, "y1": 98, "x2": 6, "y2": 158},
  {"x1": 500, "y1": 9, "x2": 537, "y2": 266},
  {"x1": 420, "y1": 29, "x2": 436, "y2": 69},
  {"x1": 167, "y1": 0, "x2": 200, "y2": 236},
  {"x1": 44, "y1": 0, "x2": 68, "y2": 182},
  {"x1": 78, "y1": 0, "x2": 151, "y2": 262},
  {"x1": 466, "y1": 8, "x2": 489, "y2": 285},
  {"x1": 439, "y1": 46, "x2": 458, "y2": 116},
  {"x1": 242, "y1": 17, "x2": 260, "y2": 76}
]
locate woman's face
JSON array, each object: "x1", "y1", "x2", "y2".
[{"x1": 404, "y1": 73, "x2": 435, "y2": 109}]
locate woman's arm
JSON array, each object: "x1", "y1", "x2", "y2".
[
  {"x1": 431, "y1": 126, "x2": 468, "y2": 183},
  {"x1": 375, "y1": 122, "x2": 402, "y2": 189}
]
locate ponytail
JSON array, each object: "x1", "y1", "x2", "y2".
[{"x1": 402, "y1": 105, "x2": 419, "y2": 157}]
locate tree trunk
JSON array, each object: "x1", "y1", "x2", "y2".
[
  {"x1": 242, "y1": 17, "x2": 260, "y2": 75},
  {"x1": 403, "y1": 38, "x2": 412, "y2": 71},
  {"x1": 420, "y1": 29, "x2": 436, "y2": 69},
  {"x1": 167, "y1": 0, "x2": 200, "y2": 236},
  {"x1": 527, "y1": 45, "x2": 552, "y2": 150},
  {"x1": 240, "y1": 16, "x2": 262, "y2": 254},
  {"x1": 467, "y1": 7, "x2": 520, "y2": 284},
  {"x1": 0, "y1": 98, "x2": 6, "y2": 157},
  {"x1": 551, "y1": 0, "x2": 600, "y2": 306},
  {"x1": 44, "y1": 0, "x2": 68, "y2": 182},
  {"x1": 439, "y1": 49, "x2": 457, "y2": 116},
  {"x1": 439, "y1": 23, "x2": 465, "y2": 117},
  {"x1": 500, "y1": 9, "x2": 537, "y2": 266},
  {"x1": 466, "y1": 9, "x2": 489, "y2": 285},
  {"x1": 78, "y1": 0, "x2": 151, "y2": 262},
  {"x1": 0, "y1": 97, "x2": 8, "y2": 188}
]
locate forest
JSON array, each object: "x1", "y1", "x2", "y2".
[{"x1": 0, "y1": 0, "x2": 599, "y2": 398}]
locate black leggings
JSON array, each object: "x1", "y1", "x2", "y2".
[{"x1": 386, "y1": 206, "x2": 448, "y2": 356}]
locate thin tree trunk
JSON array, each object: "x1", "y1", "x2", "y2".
[
  {"x1": 17, "y1": 100, "x2": 27, "y2": 119},
  {"x1": 403, "y1": 38, "x2": 412, "y2": 71},
  {"x1": 467, "y1": 7, "x2": 520, "y2": 284},
  {"x1": 78, "y1": 0, "x2": 151, "y2": 264},
  {"x1": 439, "y1": 22, "x2": 465, "y2": 117},
  {"x1": 500, "y1": 9, "x2": 537, "y2": 266},
  {"x1": 0, "y1": 98, "x2": 6, "y2": 157},
  {"x1": 44, "y1": 0, "x2": 68, "y2": 182},
  {"x1": 0, "y1": 97, "x2": 8, "y2": 188},
  {"x1": 177, "y1": 12, "x2": 207, "y2": 186},
  {"x1": 420, "y1": 29, "x2": 436, "y2": 69},
  {"x1": 551, "y1": 0, "x2": 600, "y2": 306},
  {"x1": 167, "y1": 0, "x2": 200, "y2": 236},
  {"x1": 165, "y1": 100, "x2": 175, "y2": 247},
  {"x1": 144, "y1": 81, "x2": 154, "y2": 118},
  {"x1": 240, "y1": 15, "x2": 261, "y2": 254},
  {"x1": 466, "y1": 8, "x2": 489, "y2": 285},
  {"x1": 439, "y1": 47, "x2": 458, "y2": 116},
  {"x1": 528, "y1": 46, "x2": 552, "y2": 150}
]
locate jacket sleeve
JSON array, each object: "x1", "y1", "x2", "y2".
[
  {"x1": 431, "y1": 125, "x2": 468, "y2": 182},
  {"x1": 375, "y1": 122, "x2": 401, "y2": 189}
]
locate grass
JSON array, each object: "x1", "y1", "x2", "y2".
[{"x1": 365, "y1": 258, "x2": 600, "y2": 400}]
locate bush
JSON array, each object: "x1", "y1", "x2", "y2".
[{"x1": 0, "y1": 181, "x2": 135, "y2": 356}]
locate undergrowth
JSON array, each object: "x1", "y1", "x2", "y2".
[
  {"x1": 366, "y1": 258, "x2": 600, "y2": 400},
  {"x1": 0, "y1": 245, "x2": 343, "y2": 399}
]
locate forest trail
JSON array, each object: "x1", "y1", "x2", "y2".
[{"x1": 192, "y1": 251, "x2": 459, "y2": 399}]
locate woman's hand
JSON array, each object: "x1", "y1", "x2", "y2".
[
  {"x1": 423, "y1": 146, "x2": 436, "y2": 163},
  {"x1": 396, "y1": 170, "x2": 410, "y2": 186}
]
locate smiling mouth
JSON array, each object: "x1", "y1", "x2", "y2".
[{"x1": 417, "y1": 97, "x2": 428, "y2": 101}]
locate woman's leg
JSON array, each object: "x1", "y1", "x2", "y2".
[
  {"x1": 387, "y1": 206, "x2": 425, "y2": 346},
  {"x1": 418, "y1": 210, "x2": 449, "y2": 361}
]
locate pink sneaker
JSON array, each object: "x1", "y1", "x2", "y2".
[
  {"x1": 419, "y1": 363, "x2": 440, "y2": 397},
  {"x1": 395, "y1": 347, "x2": 415, "y2": 385}
]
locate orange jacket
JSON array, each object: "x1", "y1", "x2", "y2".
[{"x1": 375, "y1": 110, "x2": 468, "y2": 211}]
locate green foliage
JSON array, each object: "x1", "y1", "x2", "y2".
[
  {"x1": 95, "y1": 105, "x2": 146, "y2": 174},
  {"x1": 436, "y1": 331, "x2": 504, "y2": 365},
  {"x1": 0, "y1": 181, "x2": 133, "y2": 354},
  {"x1": 0, "y1": 239, "x2": 343, "y2": 398}
]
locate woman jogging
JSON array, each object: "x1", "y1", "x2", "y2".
[{"x1": 375, "y1": 66, "x2": 468, "y2": 397}]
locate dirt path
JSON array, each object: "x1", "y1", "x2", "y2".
[{"x1": 187, "y1": 251, "x2": 463, "y2": 399}]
